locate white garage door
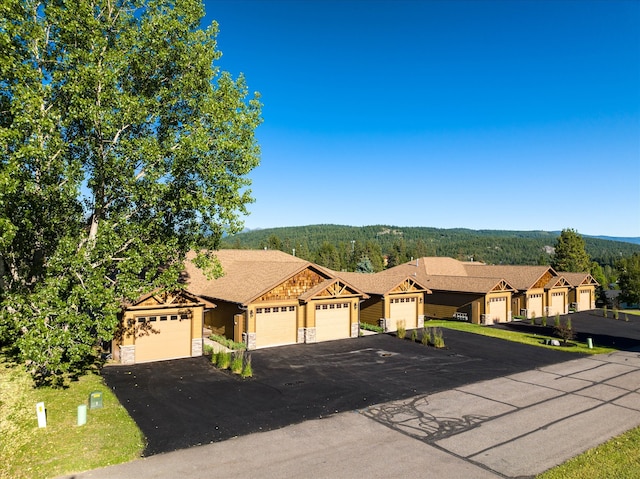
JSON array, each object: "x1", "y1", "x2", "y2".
[
  {"x1": 255, "y1": 306, "x2": 297, "y2": 348},
  {"x1": 388, "y1": 297, "x2": 417, "y2": 331},
  {"x1": 578, "y1": 289, "x2": 592, "y2": 311},
  {"x1": 135, "y1": 313, "x2": 192, "y2": 363},
  {"x1": 549, "y1": 292, "x2": 566, "y2": 316},
  {"x1": 315, "y1": 302, "x2": 351, "y2": 342},
  {"x1": 488, "y1": 297, "x2": 507, "y2": 324},
  {"x1": 528, "y1": 294, "x2": 543, "y2": 318}
]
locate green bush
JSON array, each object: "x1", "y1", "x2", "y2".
[
  {"x1": 217, "y1": 351, "x2": 232, "y2": 369},
  {"x1": 542, "y1": 316, "x2": 547, "y2": 327},
  {"x1": 360, "y1": 322, "x2": 384, "y2": 333},
  {"x1": 231, "y1": 351, "x2": 244, "y2": 374},
  {"x1": 241, "y1": 354, "x2": 253, "y2": 378},
  {"x1": 554, "y1": 314, "x2": 560, "y2": 328},
  {"x1": 421, "y1": 328, "x2": 429, "y2": 345},
  {"x1": 613, "y1": 309, "x2": 619, "y2": 320},
  {"x1": 203, "y1": 344, "x2": 214, "y2": 356},
  {"x1": 411, "y1": 329, "x2": 418, "y2": 342},
  {"x1": 211, "y1": 351, "x2": 219, "y2": 365},
  {"x1": 209, "y1": 333, "x2": 246, "y2": 351},
  {"x1": 396, "y1": 320, "x2": 406, "y2": 339},
  {"x1": 431, "y1": 327, "x2": 445, "y2": 348},
  {"x1": 603, "y1": 306, "x2": 608, "y2": 318}
]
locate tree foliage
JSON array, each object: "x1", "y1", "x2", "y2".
[
  {"x1": 551, "y1": 229, "x2": 591, "y2": 272},
  {"x1": 617, "y1": 253, "x2": 640, "y2": 305},
  {"x1": 222, "y1": 225, "x2": 640, "y2": 273},
  {"x1": 0, "y1": 0, "x2": 261, "y2": 384}
]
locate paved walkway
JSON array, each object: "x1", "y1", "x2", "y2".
[{"x1": 62, "y1": 350, "x2": 640, "y2": 479}]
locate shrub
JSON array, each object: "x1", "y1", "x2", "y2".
[
  {"x1": 421, "y1": 328, "x2": 429, "y2": 345},
  {"x1": 209, "y1": 333, "x2": 246, "y2": 351},
  {"x1": 231, "y1": 351, "x2": 244, "y2": 374},
  {"x1": 530, "y1": 311, "x2": 536, "y2": 325},
  {"x1": 542, "y1": 316, "x2": 547, "y2": 327},
  {"x1": 241, "y1": 354, "x2": 253, "y2": 378},
  {"x1": 360, "y1": 322, "x2": 384, "y2": 333},
  {"x1": 217, "y1": 351, "x2": 232, "y2": 369},
  {"x1": 396, "y1": 320, "x2": 406, "y2": 339},
  {"x1": 554, "y1": 313, "x2": 560, "y2": 328},
  {"x1": 211, "y1": 351, "x2": 219, "y2": 365},
  {"x1": 411, "y1": 329, "x2": 418, "y2": 342},
  {"x1": 203, "y1": 344, "x2": 214, "y2": 356},
  {"x1": 613, "y1": 309, "x2": 619, "y2": 320},
  {"x1": 431, "y1": 327, "x2": 445, "y2": 348},
  {"x1": 554, "y1": 319, "x2": 574, "y2": 345},
  {"x1": 603, "y1": 306, "x2": 608, "y2": 318}
]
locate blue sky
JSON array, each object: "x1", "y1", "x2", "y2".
[{"x1": 203, "y1": 0, "x2": 640, "y2": 237}]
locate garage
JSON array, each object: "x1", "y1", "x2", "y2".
[
  {"x1": 578, "y1": 289, "x2": 592, "y2": 311},
  {"x1": 528, "y1": 293, "x2": 543, "y2": 317},
  {"x1": 135, "y1": 313, "x2": 192, "y2": 363},
  {"x1": 388, "y1": 297, "x2": 417, "y2": 331},
  {"x1": 315, "y1": 302, "x2": 351, "y2": 342},
  {"x1": 487, "y1": 297, "x2": 507, "y2": 324},
  {"x1": 549, "y1": 292, "x2": 566, "y2": 316},
  {"x1": 255, "y1": 306, "x2": 297, "y2": 348}
]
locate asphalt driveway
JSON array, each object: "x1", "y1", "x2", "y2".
[{"x1": 103, "y1": 326, "x2": 585, "y2": 456}]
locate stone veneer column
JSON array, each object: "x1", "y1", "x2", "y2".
[
  {"x1": 120, "y1": 345, "x2": 135, "y2": 365},
  {"x1": 350, "y1": 322, "x2": 359, "y2": 338},
  {"x1": 246, "y1": 332, "x2": 257, "y2": 350},
  {"x1": 305, "y1": 327, "x2": 317, "y2": 344},
  {"x1": 418, "y1": 315, "x2": 425, "y2": 329},
  {"x1": 191, "y1": 338, "x2": 203, "y2": 357},
  {"x1": 297, "y1": 328, "x2": 305, "y2": 344}
]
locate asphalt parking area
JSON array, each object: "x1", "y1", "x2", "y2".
[{"x1": 103, "y1": 328, "x2": 580, "y2": 456}]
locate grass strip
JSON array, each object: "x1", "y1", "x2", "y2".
[
  {"x1": 537, "y1": 426, "x2": 640, "y2": 479},
  {"x1": 0, "y1": 350, "x2": 144, "y2": 479},
  {"x1": 425, "y1": 320, "x2": 616, "y2": 355}
]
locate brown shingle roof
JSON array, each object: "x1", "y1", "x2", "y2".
[
  {"x1": 559, "y1": 272, "x2": 599, "y2": 287},
  {"x1": 332, "y1": 269, "x2": 430, "y2": 295},
  {"x1": 463, "y1": 264, "x2": 555, "y2": 290},
  {"x1": 183, "y1": 249, "x2": 314, "y2": 305}
]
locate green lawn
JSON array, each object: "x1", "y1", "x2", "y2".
[
  {"x1": 537, "y1": 425, "x2": 640, "y2": 479},
  {"x1": 0, "y1": 350, "x2": 144, "y2": 479},
  {"x1": 424, "y1": 320, "x2": 616, "y2": 355}
]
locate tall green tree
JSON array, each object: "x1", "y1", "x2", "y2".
[
  {"x1": 0, "y1": 0, "x2": 261, "y2": 384},
  {"x1": 551, "y1": 229, "x2": 591, "y2": 272},
  {"x1": 617, "y1": 253, "x2": 640, "y2": 306}
]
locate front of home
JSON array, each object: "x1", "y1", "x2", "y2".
[
  {"x1": 183, "y1": 250, "x2": 367, "y2": 349},
  {"x1": 112, "y1": 251, "x2": 597, "y2": 364},
  {"x1": 112, "y1": 290, "x2": 211, "y2": 365}
]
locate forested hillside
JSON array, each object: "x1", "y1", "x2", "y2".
[{"x1": 220, "y1": 224, "x2": 640, "y2": 272}]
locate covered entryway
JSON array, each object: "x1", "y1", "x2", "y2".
[
  {"x1": 388, "y1": 297, "x2": 418, "y2": 331},
  {"x1": 487, "y1": 297, "x2": 508, "y2": 324},
  {"x1": 135, "y1": 314, "x2": 192, "y2": 363},
  {"x1": 315, "y1": 302, "x2": 351, "y2": 342},
  {"x1": 528, "y1": 294, "x2": 543, "y2": 317},
  {"x1": 578, "y1": 289, "x2": 592, "y2": 311},
  {"x1": 549, "y1": 292, "x2": 566, "y2": 316},
  {"x1": 255, "y1": 306, "x2": 297, "y2": 348}
]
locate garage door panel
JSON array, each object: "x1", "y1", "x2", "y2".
[
  {"x1": 549, "y1": 292, "x2": 565, "y2": 316},
  {"x1": 389, "y1": 297, "x2": 417, "y2": 331},
  {"x1": 315, "y1": 303, "x2": 350, "y2": 342},
  {"x1": 488, "y1": 297, "x2": 507, "y2": 324},
  {"x1": 256, "y1": 306, "x2": 297, "y2": 348},
  {"x1": 529, "y1": 294, "x2": 543, "y2": 318},
  {"x1": 578, "y1": 290, "x2": 591, "y2": 311},
  {"x1": 135, "y1": 316, "x2": 192, "y2": 363}
]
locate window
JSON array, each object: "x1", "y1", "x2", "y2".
[
  {"x1": 329, "y1": 303, "x2": 335, "y2": 309},
  {"x1": 148, "y1": 316, "x2": 157, "y2": 322},
  {"x1": 180, "y1": 314, "x2": 188, "y2": 320},
  {"x1": 256, "y1": 308, "x2": 263, "y2": 314},
  {"x1": 289, "y1": 306, "x2": 296, "y2": 311},
  {"x1": 273, "y1": 307, "x2": 279, "y2": 313},
  {"x1": 264, "y1": 308, "x2": 271, "y2": 313},
  {"x1": 160, "y1": 316, "x2": 168, "y2": 321},
  {"x1": 137, "y1": 317, "x2": 146, "y2": 323},
  {"x1": 322, "y1": 304, "x2": 328, "y2": 310},
  {"x1": 170, "y1": 315, "x2": 178, "y2": 321}
]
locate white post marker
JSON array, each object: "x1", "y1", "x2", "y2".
[{"x1": 36, "y1": 402, "x2": 47, "y2": 428}]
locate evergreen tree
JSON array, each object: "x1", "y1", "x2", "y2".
[
  {"x1": 617, "y1": 253, "x2": 640, "y2": 305},
  {"x1": 355, "y1": 256, "x2": 374, "y2": 273},
  {"x1": 551, "y1": 229, "x2": 591, "y2": 272}
]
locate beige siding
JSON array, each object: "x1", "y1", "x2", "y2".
[{"x1": 205, "y1": 301, "x2": 238, "y2": 339}]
